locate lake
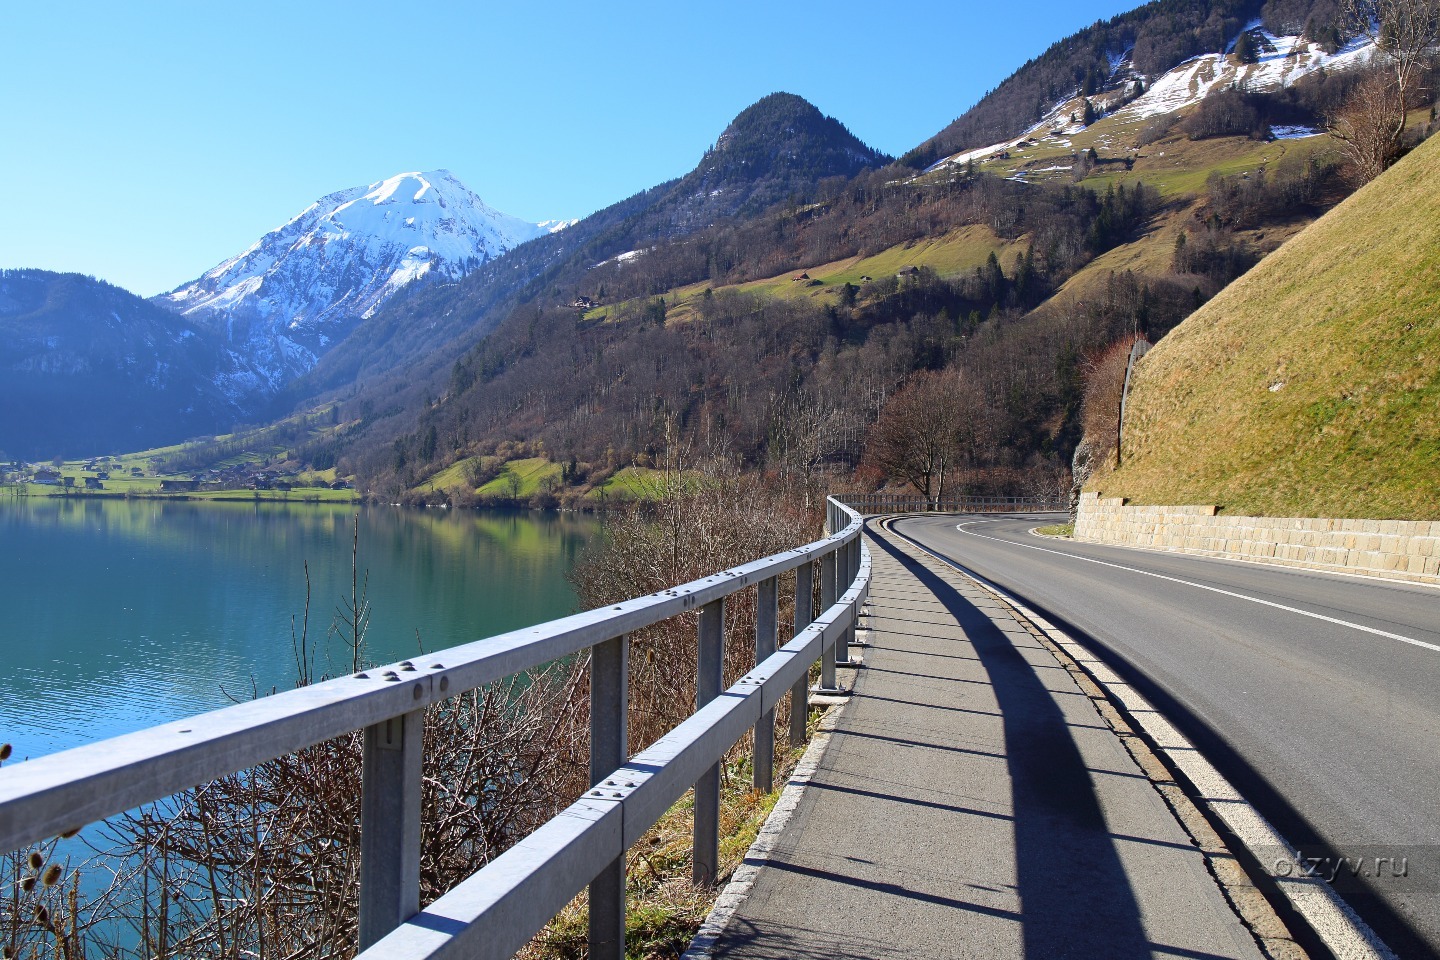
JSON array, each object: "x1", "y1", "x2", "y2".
[{"x1": 0, "y1": 498, "x2": 600, "y2": 763}]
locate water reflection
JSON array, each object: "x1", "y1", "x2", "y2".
[{"x1": 0, "y1": 500, "x2": 598, "y2": 761}]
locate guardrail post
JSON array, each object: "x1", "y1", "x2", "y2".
[
  {"x1": 841, "y1": 532, "x2": 862, "y2": 663},
  {"x1": 589, "y1": 635, "x2": 628, "y2": 960},
  {"x1": 790, "y1": 561, "x2": 813, "y2": 746},
  {"x1": 754, "y1": 576, "x2": 778, "y2": 793},
  {"x1": 694, "y1": 598, "x2": 724, "y2": 886},
  {"x1": 358, "y1": 709, "x2": 423, "y2": 950},
  {"x1": 836, "y1": 536, "x2": 854, "y2": 665},
  {"x1": 819, "y1": 547, "x2": 838, "y2": 690}
]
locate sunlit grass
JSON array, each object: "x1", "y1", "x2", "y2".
[{"x1": 1095, "y1": 133, "x2": 1440, "y2": 519}]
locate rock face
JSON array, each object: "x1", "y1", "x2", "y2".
[
  {"x1": 1069, "y1": 436, "x2": 1100, "y2": 517},
  {"x1": 159, "y1": 170, "x2": 568, "y2": 392}
]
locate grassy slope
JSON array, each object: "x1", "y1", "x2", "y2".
[
  {"x1": 8, "y1": 455, "x2": 354, "y2": 502},
  {"x1": 584, "y1": 226, "x2": 1023, "y2": 325},
  {"x1": 1095, "y1": 133, "x2": 1440, "y2": 519},
  {"x1": 586, "y1": 108, "x2": 1337, "y2": 334},
  {"x1": 477, "y1": 457, "x2": 562, "y2": 497}
]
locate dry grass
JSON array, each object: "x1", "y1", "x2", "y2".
[
  {"x1": 523, "y1": 711, "x2": 820, "y2": 960},
  {"x1": 1093, "y1": 132, "x2": 1440, "y2": 519},
  {"x1": 587, "y1": 226, "x2": 1020, "y2": 326}
]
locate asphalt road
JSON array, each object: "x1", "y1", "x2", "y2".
[{"x1": 893, "y1": 514, "x2": 1440, "y2": 960}]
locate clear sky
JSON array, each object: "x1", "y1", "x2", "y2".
[{"x1": 0, "y1": 1, "x2": 1141, "y2": 296}]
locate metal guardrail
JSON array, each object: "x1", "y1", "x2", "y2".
[
  {"x1": 0, "y1": 497, "x2": 871, "y2": 960},
  {"x1": 839, "y1": 494, "x2": 1066, "y2": 514}
]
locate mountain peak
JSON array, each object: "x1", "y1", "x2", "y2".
[
  {"x1": 698, "y1": 92, "x2": 887, "y2": 185},
  {"x1": 159, "y1": 170, "x2": 567, "y2": 392},
  {"x1": 662, "y1": 92, "x2": 889, "y2": 228}
]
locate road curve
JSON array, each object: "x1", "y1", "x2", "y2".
[{"x1": 893, "y1": 513, "x2": 1440, "y2": 960}]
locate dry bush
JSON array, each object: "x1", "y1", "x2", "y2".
[
  {"x1": 4, "y1": 474, "x2": 821, "y2": 959},
  {"x1": 569, "y1": 456, "x2": 821, "y2": 755},
  {"x1": 82, "y1": 668, "x2": 585, "y2": 960},
  {"x1": 2, "y1": 522, "x2": 590, "y2": 960}
]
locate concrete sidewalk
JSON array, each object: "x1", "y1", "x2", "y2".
[{"x1": 708, "y1": 524, "x2": 1273, "y2": 960}]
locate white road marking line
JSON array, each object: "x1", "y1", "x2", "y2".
[{"x1": 938, "y1": 519, "x2": 1440, "y2": 655}]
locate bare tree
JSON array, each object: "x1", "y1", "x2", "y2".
[
  {"x1": 1330, "y1": 0, "x2": 1440, "y2": 182},
  {"x1": 1329, "y1": 69, "x2": 1411, "y2": 183},
  {"x1": 860, "y1": 369, "x2": 988, "y2": 508}
]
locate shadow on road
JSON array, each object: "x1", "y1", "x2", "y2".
[
  {"x1": 892, "y1": 516, "x2": 1438, "y2": 960},
  {"x1": 867, "y1": 531, "x2": 1154, "y2": 959}
]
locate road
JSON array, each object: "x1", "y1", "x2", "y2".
[{"x1": 892, "y1": 513, "x2": 1440, "y2": 960}]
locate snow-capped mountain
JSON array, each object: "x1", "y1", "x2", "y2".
[
  {"x1": 926, "y1": 25, "x2": 1377, "y2": 173},
  {"x1": 160, "y1": 170, "x2": 569, "y2": 390}
]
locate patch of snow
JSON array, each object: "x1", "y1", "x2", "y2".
[
  {"x1": 1108, "y1": 46, "x2": 1134, "y2": 77},
  {"x1": 1270, "y1": 124, "x2": 1322, "y2": 139},
  {"x1": 159, "y1": 170, "x2": 568, "y2": 387},
  {"x1": 593, "y1": 248, "x2": 648, "y2": 268},
  {"x1": 1118, "y1": 27, "x2": 1377, "y2": 122}
]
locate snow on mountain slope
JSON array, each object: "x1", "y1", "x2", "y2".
[
  {"x1": 1120, "y1": 24, "x2": 1375, "y2": 120},
  {"x1": 927, "y1": 27, "x2": 1376, "y2": 174},
  {"x1": 160, "y1": 170, "x2": 567, "y2": 390}
]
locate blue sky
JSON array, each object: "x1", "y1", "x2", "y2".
[{"x1": 0, "y1": 1, "x2": 1140, "y2": 296}]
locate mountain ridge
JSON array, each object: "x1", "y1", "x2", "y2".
[
  {"x1": 159, "y1": 170, "x2": 567, "y2": 393},
  {"x1": 0, "y1": 269, "x2": 257, "y2": 458}
]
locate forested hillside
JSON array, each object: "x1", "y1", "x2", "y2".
[
  {"x1": 902, "y1": 0, "x2": 1348, "y2": 169},
  {"x1": 155, "y1": 0, "x2": 1437, "y2": 506},
  {"x1": 285, "y1": 95, "x2": 886, "y2": 407}
]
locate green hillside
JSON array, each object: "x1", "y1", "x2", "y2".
[{"x1": 1095, "y1": 133, "x2": 1440, "y2": 519}]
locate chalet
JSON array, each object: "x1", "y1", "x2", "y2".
[
  {"x1": 160, "y1": 479, "x2": 199, "y2": 492},
  {"x1": 130, "y1": 467, "x2": 143, "y2": 476},
  {"x1": 62, "y1": 476, "x2": 75, "y2": 488},
  {"x1": 84, "y1": 477, "x2": 104, "y2": 490},
  {"x1": 330, "y1": 479, "x2": 353, "y2": 490},
  {"x1": 897, "y1": 265, "x2": 920, "y2": 277},
  {"x1": 33, "y1": 469, "x2": 61, "y2": 485},
  {"x1": 791, "y1": 272, "x2": 810, "y2": 282},
  {"x1": 570, "y1": 296, "x2": 595, "y2": 310},
  {"x1": 859, "y1": 276, "x2": 872, "y2": 282},
  {"x1": 96, "y1": 471, "x2": 110, "y2": 480}
]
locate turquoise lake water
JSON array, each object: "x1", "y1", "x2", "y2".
[{"x1": 0, "y1": 498, "x2": 599, "y2": 763}]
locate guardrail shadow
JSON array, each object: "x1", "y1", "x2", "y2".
[{"x1": 867, "y1": 531, "x2": 1154, "y2": 958}]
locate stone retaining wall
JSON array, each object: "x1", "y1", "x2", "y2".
[{"x1": 1074, "y1": 492, "x2": 1440, "y2": 586}]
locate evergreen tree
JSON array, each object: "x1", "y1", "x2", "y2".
[
  {"x1": 1234, "y1": 30, "x2": 1258, "y2": 63},
  {"x1": 1082, "y1": 99, "x2": 1099, "y2": 125}
]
